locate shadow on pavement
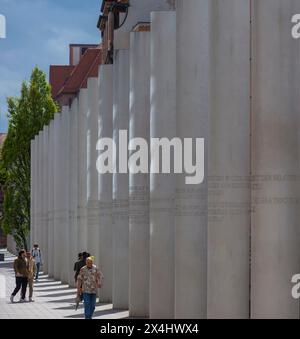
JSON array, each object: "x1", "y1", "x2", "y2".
[
  {"x1": 47, "y1": 297, "x2": 76, "y2": 303},
  {"x1": 34, "y1": 287, "x2": 71, "y2": 293},
  {"x1": 38, "y1": 291, "x2": 76, "y2": 298}
]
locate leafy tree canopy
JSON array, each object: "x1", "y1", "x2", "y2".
[{"x1": 0, "y1": 67, "x2": 58, "y2": 250}]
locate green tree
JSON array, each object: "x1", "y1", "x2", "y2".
[{"x1": 0, "y1": 67, "x2": 58, "y2": 250}]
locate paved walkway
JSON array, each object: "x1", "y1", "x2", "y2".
[{"x1": 0, "y1": 249, "x2": 129, "y2": 319}]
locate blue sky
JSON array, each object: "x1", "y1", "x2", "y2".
[{"x1": 0, "y1": 0, "x2": 101, "y2": 133}]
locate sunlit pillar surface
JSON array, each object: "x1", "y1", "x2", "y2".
[
  {"x1": 112, "y1": 49, "x2": 130, "y2": 310},
  {"x1": 149, "y1": 11, "x2": 176, "y2": 319},
  {"x1": 98, "y1": 65, "x2": 113, "y2": 303}
]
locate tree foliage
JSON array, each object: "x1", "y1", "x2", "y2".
[{"x1": 0, "y1": 67, "x2": 58, "y2": 250}]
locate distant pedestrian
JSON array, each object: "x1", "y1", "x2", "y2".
[
  {"x1": 26, "y1": 252, "x2": 36, "y2": 302},
  {"x1": 31, "y1": 244, "x2": 42, "y2": 281},
  {"x1": 74, "y1": 251, "x2": 88, "y2": 282},
  {"x1": 77, "y1": 256, "x2": 103, "y2": 319},
  {"x1": 10, "y1": 250, "x2": 29, "y2": 303},
  {"x1": 74, "y1": 253, "x2": 83, "y2": 283}
]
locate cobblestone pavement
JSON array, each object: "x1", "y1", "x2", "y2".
[{"x1": 0, "y1": 249, "x2": 129, "y2": 319}]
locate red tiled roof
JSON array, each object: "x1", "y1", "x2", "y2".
[
  {"x1": 56, "y1": 48, "x2": 102, "y2": 99},
  {"x1": 49, "y1": 65, "x2": 74, "y2": 99}
]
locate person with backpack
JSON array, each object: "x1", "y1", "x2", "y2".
[
  {"x1": 31, "y1": 244, "x2": 42, "y2": 281},
  {"x1": 74, "y1": 253, "x2": 83, "y2": 283},
  {"x1": 10, "y1": 250, "x2": 29, "y2": 303}
]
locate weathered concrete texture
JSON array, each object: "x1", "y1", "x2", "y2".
[
  {"x1": 60, "y1": 107, "x2": 70, "y2": 283},
  {"x1": 129, "y1": 31, "x2": 150, "y2": 317},
  {"x1": 47, "y1": 120, "x2": 55, "y2": 278},
  {"x1": 176, "y1": 0, "x2": 208, "y2": 318},
  {"x1": 32, "y1": 136, "x2": 38, "y2": 248},
  {"x1": 37, "y1": 132, "x2": 43, "y2": 251},
  {"x1": 34, "y1": 134, "x2": 39, "y2": 248},
  {"x1": 30, "y1": 138, "x2": 36, "y2": 250},
  {"x1": 42, "y1": 126, "x2": 49, "y2": 274},
  {"x1": 207, "y1": 0, "x2": 251, "y2": 319},
  {"x1": 86, "y1": 78, "x2": 100, "y2": 267},
  {"x1": 68, "y1": 98, "x2": 79, "y2": 287},
  {"x1": 149, "y1": 11, "x2": 176, "y2": 319},
  {"x1": 53, "y1": 112, "x2": 62, "y2": 280},
  {"x1": 112, "y1": 49, "x2": 130, "y2": 310},
  {"x1": 98, "y1": 65, "x2": 113, "y2": 303},
  {"x1": 77, "y1": 89, "x2": 88, "y2": 253},
  {"x1": 251, "y1": 0, "x2": 300, "y2": 319}
]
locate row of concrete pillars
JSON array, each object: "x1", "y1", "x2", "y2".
[{"x1": 31, "y1": 1, "x2": 300, "y2": 318}]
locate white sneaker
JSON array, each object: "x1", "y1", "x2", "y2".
[
  {"x1": 10, "y1": 295, "x2": 14, "y2": 303},
  {"x1": 29, "y1": 298, "x2": 34, "y2": 302}
]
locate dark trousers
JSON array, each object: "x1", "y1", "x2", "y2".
[
  {"x1": 35, "y1": 262, "x2": 41, "y2": 280},
  {"x1": 12, "y1": 277, "x2": 28, "y2": 299}
]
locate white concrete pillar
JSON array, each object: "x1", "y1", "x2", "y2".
[
  {"x1": 42, "y1": 126, "x2": 49, "y2": 273},
  {"x1": 86, "y1": 78, "x2": 100, "y2": 264},
  {"x1": 149, "y1": 11, "x2": 176, "y2": 319},
  {"x1": 251, "y1": 0, "x2": 300, "y2": 318},
  {"x1": 175, "y1": 0, "x2": 209, "y2": 318},
  {"x1": 77, "y1": 89, "x2": 88, "y2": 253},
  {"x1": 112, "y1": 49, "x2": 130, "y2": 309},
  {"x1": 47, "y1": 120, "x2": 55, "y2": 278},
  {"x1": 207, "y1": 0, "x2": 251, "y2": 319},
  {"x1": 68, "y1": 98, "x2": 79, "y2": 287},
  {"x1": 129, "y1": 30, "x2": 150, "y2": 317},
  {"x1": 37, "y1": 131, "x2": 43, "y2": 250},
  {"x1": 30, "y1": 138, "x2": 35, "y2": 250},
  {"x1": 53, "y1": 112, "x2": 62, "y2": 280},
  {"x1": 98, "y1": 65, "x2": 113, "y2": 303},
  {"x1": 60, "y1": 107, "x2": 70, "y2": 283},
  {"x1": 32, "y1": 136, "x2": 38, "y2": 248}
]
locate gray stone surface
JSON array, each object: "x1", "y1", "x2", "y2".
[
  {"x1": 112, "y1": 49, "x2": 130, "y2": 310},
  {"x1": 129, "y1": 30, "x2": 150, "y2": 317},
  {"x1": 176, "y1": 0, "x2": 208, "y2": 319},
  {"x1": 149, "y1": 11, "x2": 176, "y2": 319},
  {"x1": 207, "y1": 0, "x2": 251, "y2": 319},
  {"x1": 47, "y1": 120, "x2": 55, "y2": 278},
  {"x1": 53, "y1": 113, "x2": 62, "y2": 280},
  {"x1": 98, "y1": 65, "x2": 113, "y2": 303},
  {"x1": 77, "y1": 90, "x2": 88, "y2": 253},
  {"x1": 86, "y1": 77, "x2": 101, "y2": 269},
  {"x1": 42, "y1": 126, "x2": 49, "y2": 274},
  {"x1": 251, "y1": 0, "x2": 300, "y2": 319},
  {"x1": 68, "y1": 99, "x2": 79, "y2": 287}
]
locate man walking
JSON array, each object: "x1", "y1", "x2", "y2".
[
  {"x1": 31, "y1": 244, "x2": 42, "y2": 281},
  {"x1": 77, "y1": 256, "x2": 103, "y2": 319},
  {"x1": 26, "y1": 252, "x2": 36, "y2": 302},
  {"x1": 10, "y1": 250, "x2": 29, "y2": 303}
]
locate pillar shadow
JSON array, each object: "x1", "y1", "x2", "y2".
[
  {"x1": 34, "y1": 287, "x2": 71, "y2": 293},
  {"x1": 33, "y1": 283, "x2": 64, "y2": 288},
  {"x1": 54, "y1": 302, "x2": 111, "y2": 311},
  {"x1": 39, "y1": 291, "x2": 76, "y2": 298},
  {"x1": 47, "y1": 297, "x2": 76, "y2": 303}
]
